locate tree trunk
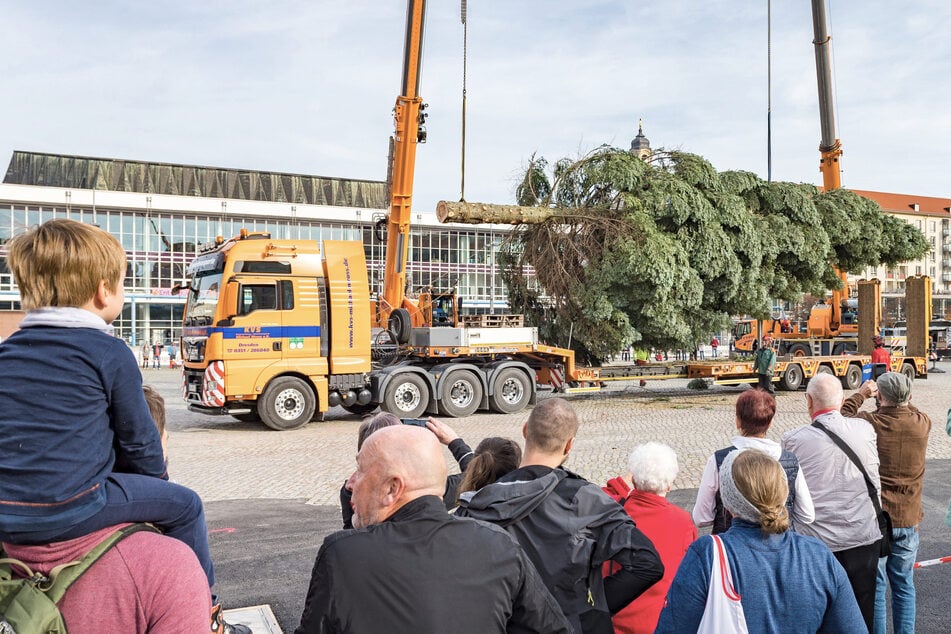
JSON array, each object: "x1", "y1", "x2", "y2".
[{"x1": 436, "y1": 200, "x2": 552, "y2": 225}]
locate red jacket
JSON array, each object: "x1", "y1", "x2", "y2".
[
  {"x1": 602, "y1": 478, "x2": 698, "y2": 634},
  {"x1": 3, "y1": 524, "x2": 211, "y2": 634},
  {"x1": 871, "y1": 346, "x2": 891, "y2": 366}
]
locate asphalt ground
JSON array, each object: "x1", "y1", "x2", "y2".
[{"x1": 143, "y1": 363, "x2": 951, "y2": 633}]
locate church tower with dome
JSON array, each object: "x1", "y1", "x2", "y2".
[{"x1": 630, "y1": 118, "x2": 651, "y2": 160}]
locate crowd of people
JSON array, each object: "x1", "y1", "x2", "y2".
[
  {"x1": 140, "y1": 341, "x2": 180, "y2": 369},
  {"x1": 300, "y1": 370, "x2": 931, "y2": 634},
  {"x1": 296, "y1": 366, "x2": 932, "y2": 633},
  {"x1": 0, "y1": 217, "x2": 939, "y2": 634}
]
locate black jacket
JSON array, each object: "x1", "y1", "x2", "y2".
[
  {"x1": 456, "y1": 466, "x2": 664, "y2": 634},
  {"x1": 340, "y1": 438, "x2": 474, "y2": 528},
  {"x1": 296, "y1": 495, "x2": 571, "y2": 634}
]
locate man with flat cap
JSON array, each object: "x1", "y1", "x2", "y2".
[
  {"x1": 294, "y1": 425, "x2": 571, "y2": 634},
  {"x1": 842, "y1": 372, "x2": 931, "y2": 634}
]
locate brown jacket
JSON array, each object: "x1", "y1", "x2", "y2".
[{"x1": 841, "y1": 393, "x2": 931, "y2": 527}]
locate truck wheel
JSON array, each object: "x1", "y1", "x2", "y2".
[
  {"x1": 788, "y1": 343, "x2": 811, "y2": 357},
  {"x1": 372, "y1": 329, "x2": 400, "y2": 366},
  {"x1": 778, "y1": 364, "x2": 803, "y2": 391},
  {"x1": 259, "y1": 377, "x2": 316, "y2": 431},
  {"x1": 383, "y1": 373, "x2": 429, "y2": 418},
  {"x1": 389, "y1": 308, "x2": 412, "y2": 345},
  {"x1": 438, "y1": 370, "x2": 483, "y2": 418},
  {"x1": 490, "y1": 368, "x2": 531, "y2": 414},
  {"x1": 840, "y1": 364, "x2": 863, "y2": 390},
  {"x1": 900, "y1": 363, "x2": 916, "y2": 381}
]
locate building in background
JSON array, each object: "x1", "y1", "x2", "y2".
[
  {"x1": 851, "y1": 190, "x2": 951, "y2": 322},
  {"x1": 0, "y1": 151, "x2": 511, "y2": 344}
]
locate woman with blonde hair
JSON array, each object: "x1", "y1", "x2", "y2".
[{"x1": 656, "y1": 450, "x2": 865, "y2": 633}]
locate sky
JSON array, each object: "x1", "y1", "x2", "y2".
[{"x1": 2, "y1": 1, "x2": 950, "y2": 214}]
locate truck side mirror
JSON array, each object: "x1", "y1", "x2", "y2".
[{"x1": 216, "y1": 282, "x2": 240, "y2": 327}]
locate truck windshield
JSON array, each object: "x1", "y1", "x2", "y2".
[
  {"x1": 733, "y1": 321, "x2": 751, "y2": 338},
  {"x1": 184, "y1": 273, "x2": 223, "y2": 326}
]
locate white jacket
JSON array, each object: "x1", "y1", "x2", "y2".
[{"x1": 692, "y1": 435, "x2": 815, "y2": 528}]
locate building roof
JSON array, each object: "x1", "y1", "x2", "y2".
[
  {"x1": 852, "y1": 189, "x2": 951, "y2": 217},
  {"x1": 3, "y1": 151, "x2": 387, "y2": 209}
]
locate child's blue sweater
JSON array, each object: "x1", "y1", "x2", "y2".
[{"x1": 0, "y1": 311, "x2": 166, "y2": 537}]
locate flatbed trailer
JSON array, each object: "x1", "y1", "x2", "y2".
[{"x1": 550, "y1": 354, "x2": 927, "y2": 395}]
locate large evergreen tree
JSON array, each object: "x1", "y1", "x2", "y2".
[{"x1": 498, "y1": 147, "x2": 929, "y2": 362}]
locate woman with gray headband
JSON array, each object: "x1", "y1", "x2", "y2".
[{"x1": 656, "y1": 450, "x2": 866, "y2": 633}]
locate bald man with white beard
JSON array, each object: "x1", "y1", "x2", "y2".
[{"x1": 295, "y1": 425, "x2": 570, "y2": 634}]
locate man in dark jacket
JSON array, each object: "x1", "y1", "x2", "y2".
[
  {"x1": 456, "y1": 398, "x2": 664, "y2": 634},
  {"x1": 295, "y1": 425, "x2": 570, "y2": 634},
  {"x1": 841, "y1": 372, "x2": 930, "y2": 634}
]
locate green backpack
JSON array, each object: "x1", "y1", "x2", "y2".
[{"x1": 0, "y1": 524, "x2": 158, "y2": 634}]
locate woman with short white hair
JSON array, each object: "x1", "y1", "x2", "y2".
[
  {"x1": 627, "y1": 442, "x2": 679, "y2": 494},
  {"x1": 602, "y1": 442, "x2": 697, "y2": 634}
]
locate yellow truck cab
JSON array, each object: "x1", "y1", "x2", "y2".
[{"x1": 182, "y1": 231, "x2": 374, "y2": 429}]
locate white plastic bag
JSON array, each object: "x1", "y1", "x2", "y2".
[{"x1": 696, "y1": 535, "x2": 749, "y2": 633}]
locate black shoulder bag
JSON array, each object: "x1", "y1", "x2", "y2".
[{"x1": 812, "y1": 421, "x2": 892, "y2": 556}]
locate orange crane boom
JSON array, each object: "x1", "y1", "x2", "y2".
[
  {"x1": 811, "y1": 0, "x2": 849, "y2": 331},
  {"x1": 378, "y1": 0, "x2": 429, "y2": 341}
]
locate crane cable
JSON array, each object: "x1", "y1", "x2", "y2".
[{"x1": 460, "y1": 0, "x2": 468, "y2": 202}]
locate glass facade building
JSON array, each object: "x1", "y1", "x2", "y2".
[{"x1": 0, "y1": 152, "x2": 512, "y2": 345}]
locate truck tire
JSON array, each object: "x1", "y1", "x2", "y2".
[
  {"x1": 490, "y1": 368, "x2": 531, "y2": 414},
  {"x1": 383, "y1": 373, "x2": 429, "y2": 418},
  {"x1": 841, "y1": 364, "x2": 863, "y2": 390},
  {"x1": 438, "y1": 370, "x2": 483, "y2": 418},
  {"x1": 900, "y1": 363, "x2": 916, "y2": 381},
  {"x1": 778, "y1": 364, "x2": 803, "y2": 391},
  {"x1": 372, "y1": 329, "x2": 400, "y2": 365},
  {"x1": 259, "y1": 377, "x2": 316, "y2": 431},
  {"x1": 788, "y1": 343, "x2": 811, "y2": 357},
  {"x1": 816, "y1": 365, "x2": 835, "y2": 376},
  {"x1": 389, "y1": 308, "x2": 412, "y2": 344}
]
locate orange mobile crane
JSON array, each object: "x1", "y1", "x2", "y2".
[
  {"x1": 733, "y1": 0, "x2": 868, "y2": 357},
  {"x1": 811, "y1": 0, "x2": 857, "y2": 337},
  {"x1": 375, "y1": 0, "x2": 427, "y2": 342},
  {"x1": 735, "y1": 1, "x2": 930, "y2": 362},
  {"x1": 372, "y1": 0, "x2": 460, "y2": 344}
]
